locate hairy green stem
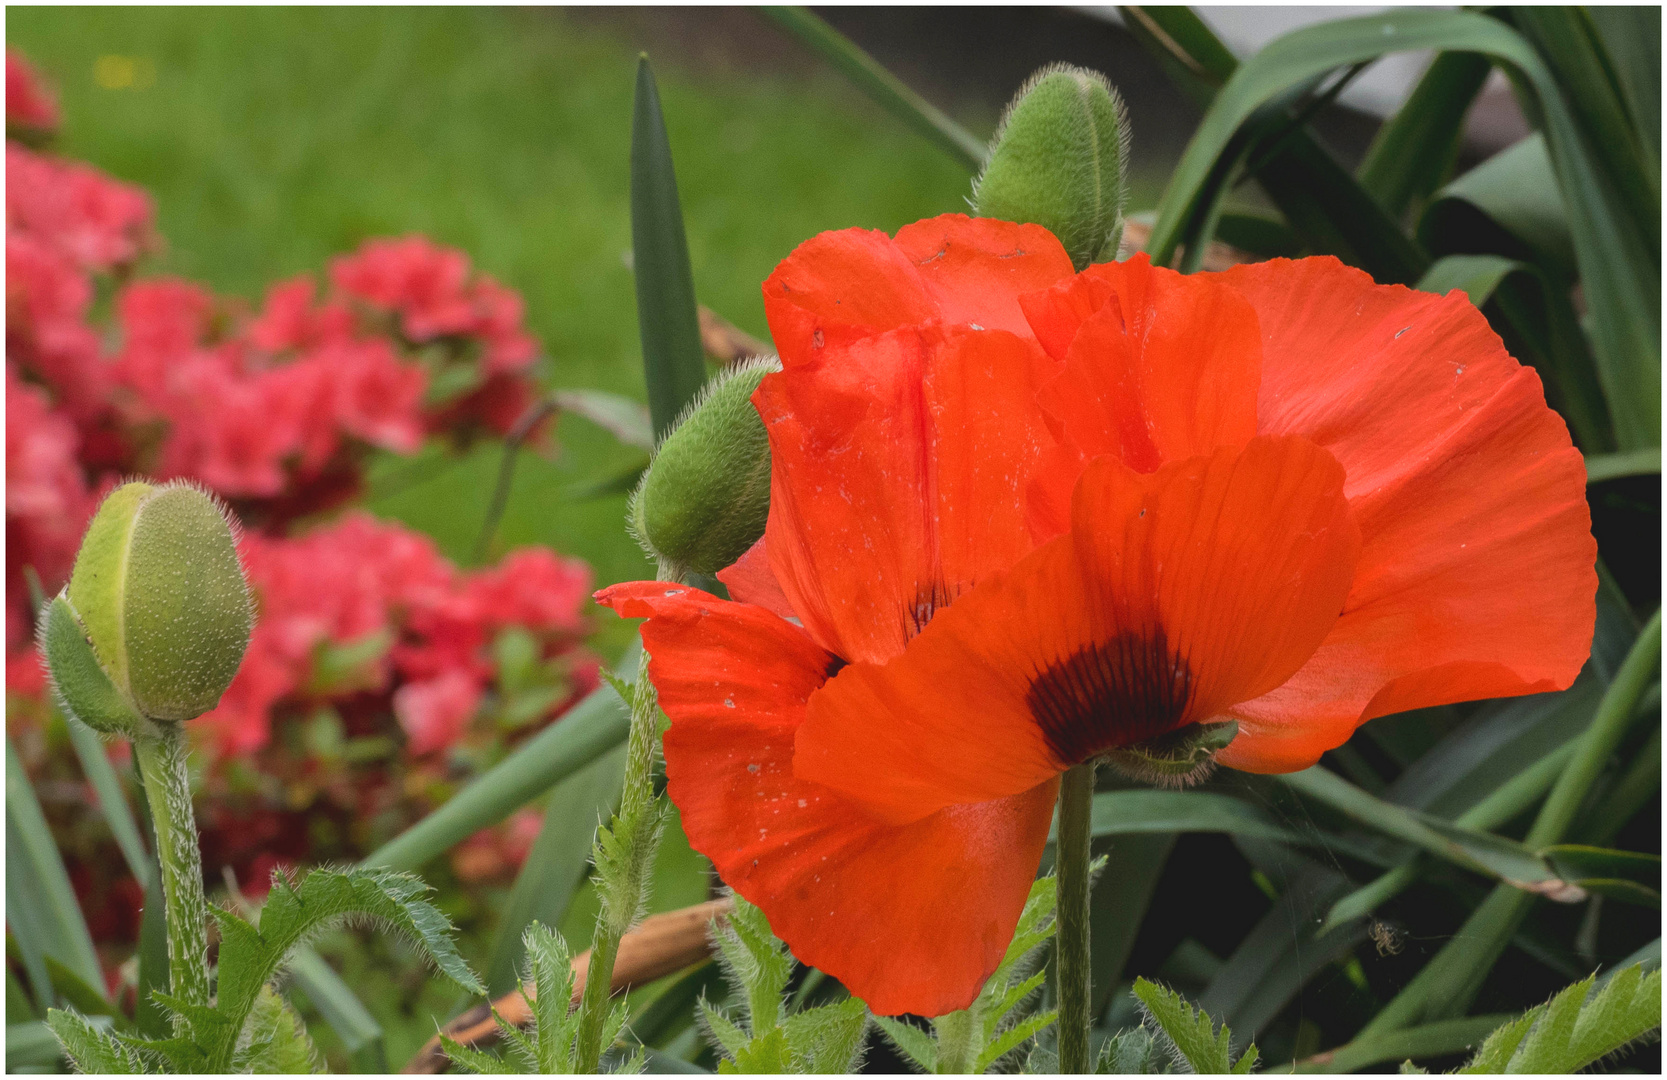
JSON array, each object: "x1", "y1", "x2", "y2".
[
  {"x1": 574, "y1": 624, "x2": 668, "y2": 1071},
  {"x1": 1056, "y1": 761, "x2": 1097, "y2": 1073},
  {"x1": 132, "y1": 723, "x2": 210, "y2": 1017}
]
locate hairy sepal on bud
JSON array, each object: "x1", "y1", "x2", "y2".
[
  {"x1": 46, "y1": 480, "x2": 253, "y2": 729},
  {"x1": 973, "y1": 64, "x2": 1130, "y2": 271},
  {"x1": 1104, "y1": 720, "x2": 1239, "y2": 789},
  {"x1": 630, "y1": 356, "x2": 779, "y2": 577}
]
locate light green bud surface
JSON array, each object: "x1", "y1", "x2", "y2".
[
  {"x1": 974, "y1": 64, "x2": 1130, "y2": 271},
  {"x1": 631, "y1": 357, "x2": 779, "y2": 576},
  {"x1": 48, "y1": 480, "x2": 253, "y2": 729}
]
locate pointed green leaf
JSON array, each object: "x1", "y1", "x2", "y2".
[
  {"x1": 1358, "y1": 52, "x2": 1493, "y2": 217},
  {"x1": 631, "y1": 56, "x2": 707, "y2": 442},
  {"x1": 873, "y1": 1015, "x2": 936, "y2": 1072}
]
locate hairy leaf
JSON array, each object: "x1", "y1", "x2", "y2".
[
  {"x1": 1457, "y1": 964, "x2": 1662, "y2": 1073},
  {"x1": 1132, "y1": 978, "x2": 1258, "y2": 1074}
]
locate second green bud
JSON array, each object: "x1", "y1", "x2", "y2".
[
  {"x1": 974, "y1": 63, "x2": 1130, "y2": 271},
  {"x1": 631, "y1": 356, "x2": 779, "y2": 577}
]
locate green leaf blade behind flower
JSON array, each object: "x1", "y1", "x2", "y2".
[{"x1": 631, "y1": 55, "x2": 708, "y2": 442}]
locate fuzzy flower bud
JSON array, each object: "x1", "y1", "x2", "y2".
[
  {"x1": 1104, "y1": 720, "x2": 1239, "y2": 789},
  {"x1": 630, "y1": 357, "x2": 779, "y2": 577},
  {"x1": 973, "y1": 64, "x2": 1130, "y2": 271},
  {"x1": 40, "y1": 480, "x2": 253, "y2": 735}
]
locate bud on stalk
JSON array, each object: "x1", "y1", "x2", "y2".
[
  {"x1": 40, "y1": 480, "x2": 253, "y2": 736},
  {"x1": 630, "y1": 356, "x2": 779, "y2": 577},
  {"x1": 973, "y1": 64, "x2": 1130, "y2": 271}
]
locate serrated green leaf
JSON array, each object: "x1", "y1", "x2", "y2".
[
  {"x1": 1095, "y1": 1025, "x2": 1163, "y2": 1074},
  {"x1": 782, "y1": 997, "x2": 868, "y2": 1073},
  {"x1": 1132, "y1": 978, "x2": 1256, "y2": 1075},
  {"x1": 711, "y1": 894, "x2": 792, "y2": 1038},
  {"x1": 699, "y1": 1000, "x2": 751, "y2": 1061},
  {"x1": 523, "y1": 921, "x2": 580, "y2": 1073},
  {"x1": 441, "y1": 1032, "x2": 522, "y2": 1075},
  {"x1": 722, "y1": 1025, "x2": 790, "y2": 1074},
  {"x1": 45, "y1": 1009, "x2": 149, "y2": 1074},
  {"x1": 874, "y1": 1015, "x2": 936, "y2": 1072},
  {"x1": 233, "y1": 986, "x2": 321, "y2": 1074},
  {"x1": 978, "y1": 1009, "x2": 1057, "y2": 1073},
  {"x1": 1456, "y1": 964, "x2": 1664, "y2": 1073}
]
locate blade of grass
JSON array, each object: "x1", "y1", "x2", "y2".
[
  {"x1": 1509, "y1": 7, "x2": 1658, "y2": 245},
  {"x1": 761, "y1": 7, "x2": 986, "y2": 171},
  {"x1": 480, "y1": 743, "x2": 628, "y2": 996},
  {"x1": 5, "y1": 738, "x2": 103, "y2": 1002},
  {"x1": 632, "y1": 55, "x2": 708, "y2": 441},
  {"x1": 1292, "y1": 1014, "x2": 1512, "y2": 1073},
  {"x1": 1358, "y1": 51, "x2": 1494, "y2": 219},
  {"x1": 1586, "y1": 6, "x2": 1659, "y2": 160},
  {"x1": 1586, "y1": 448, "x2": 1663, "y2": 485},
  {"x1": 1278, "y1": 767, "x2": 1561, "y2": 888},
  {"x1": 1359, "y1": 609, "x2": 1662, "y2": 1035},
  {"x1": 1090, "y1": 833, "x2": 1175, "y2": 1021},
  {"x1": 361, "y1": 642, "x2": 638, "y2": 873},
  {"x1": 62, "y1": 718, "x2": 149, "y2": 884},
  {"x1": 287, "y1": 946, "x2": 388, "y2": 1073}
]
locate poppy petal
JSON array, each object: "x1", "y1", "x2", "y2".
[
  {"x1": 761, "y1": 215, "x2": 1074, "y2": 367},
  {"x1": 756, "y1": 325, "x2": 1061, "y2": 664},
  {"x1": 795, "y1": 436, "x2": 1359, "y2": 823},
  {"x1": 599, "y1": 580, "x2": 1058, "y2": 1018},
  {"x1": 1021, "y1": 255, "x2": 1262, "y2": 536},
  {"x1": 893, "y1": 215, "x2": 1076, "y2": 339},
  {"x1": 715, "y1": 537, "x2": 796, "y2": 621},
  {"x1": 1207, "y1": 258, "x2": 1597, "y2": 772}
]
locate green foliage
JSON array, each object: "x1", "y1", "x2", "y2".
[
  {"x1": 631, "y1": 358, "x2": 780, "y2": 576},
  {"x1": 47, "y1": 866, "x2": 480, "y2": 1074},
  {"x1": 1452, "y1": 964, "x2": 1661, "y2": 1074},
  {"x1": 1131, "y1": 978, "x2": 1259, "y2": 1075},
  {"x1": 877, "y1": 875, "x2": 1059, "y2": 1073},
  {"x1": 442, "y1": 921, "x2": 640, "y2": 1075},
  {"x1": 973, "y1": 63, "x2": 1129, "y2": 270},
  {"x1": 698, "y1": 894, "x2": 870, "y2": 1074}
]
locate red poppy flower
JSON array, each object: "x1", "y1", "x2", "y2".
[{"x1": 596, "y1": 215, "x2": 1595, "y2": 1017}]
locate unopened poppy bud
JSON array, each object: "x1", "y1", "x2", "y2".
[
  {"x1": 1104, "y1": 720, "x2": 1239, "y2": 789},
  {"x1": 973, "y1": 64, "x2": 1130, "y2": 271},
  {"x1": 40, "y1": 480, "x2": 253, "y2": 734},
  {"x1": 630, "y1": 357, "x2": 780, "y2": 577}
]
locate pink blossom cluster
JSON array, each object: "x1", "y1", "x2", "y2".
[{"x1": 206, "y1": 514, "x2": 596, "y2": 760}]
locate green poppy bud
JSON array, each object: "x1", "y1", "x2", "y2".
[
  {"x1": 973, "y1": 64, "x2": 1130, "y2": 271},
  {"x1": 630, "y1": 357, "x2": 779, "y2": 577},
  {"x1": 40, "y1": 480, "x2": 253, "y2": 734},
  {"x1": 1104, "y1": 720, "x2": 1238, "y2": 789}
]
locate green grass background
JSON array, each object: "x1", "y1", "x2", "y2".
[{"x1": 8, "y1": 5, "x2": 983, "y2": 610}]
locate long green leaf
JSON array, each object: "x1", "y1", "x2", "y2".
[
  {"x1": 1541, "y1": 845, "x2": 1661, "y2": 907},
  {"x1": 1292, "y1": 1014, "x2": 1512, "y2": 1073},
  {"x1": 6, "y1": 738, "x2": 103, "y2": 1004},
  {"x1": 1278, "y1": 767, "x2": 1562, "y2": 889},
  {"x1": 6, "y1": 1020, "x2": 66, "y2": 1071},
  {"x1": 1358, "y1": 51, "x2": 1493, "y2": 219},
  {"x1": 761, "y1": 7, "x2": 986, "y2": 170},
  {"x1": 1124, "y1": 6, "x2": 1428, "y2": 284},
  {"x1": 1144, "y1": 9, "x2": 1659, "y2": 447},
  {"x1": 481, "y1": 743, "x2": 627, "y2": 996},
  {"x1": 62, "y1": 718, "x2": 149, "y2": 883},
  {"x1": 1419, "y1": 133, "x2": 1574, "y2": 276},
  {"x1": 631, "y1": 56, "x2": 708, "y2": 441},
  {"x1": 286, "y1": 946, "x2": 388, "y2": 1072},
  {"x1": 1508, "y1": 8, "x2": 1658, "y2": 245},
  {"x1": 1089, "y1": 832, "x2": 1174, "y2": 1021},
  {"x1": 362, "y1": 644, "x2": 636, "y2": 872},
  {"x1": 1586, "y1": 448, "x2": 1662, "y2": 485},
  {"x1": 1586, "y1": 6, "x2": 1660, "y2": 160},
  {"x1": 1360, "y1": 609, "x2": 1663, "y2": 1035}
]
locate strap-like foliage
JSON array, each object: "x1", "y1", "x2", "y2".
[
  {"x1": 697, "y1": 894, "x2": 870, "y2": 1074},
  {"x1": 1450, "y1": 963, "x2": 1661, "y2": 1073},
  {"x1": 48, "y1": 865, "x2": 480, "y2": 1074},
  {"x1": 1131, "y1": 978, "x2": 1259, "y2": 1074}
]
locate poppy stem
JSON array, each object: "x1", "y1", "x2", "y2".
[
  {"x1": 132, "y1": 723, "x2": 211, "y2": 1024},
  {"x1": 1056, "y1": 760, "x2": 1097, "y2": 1073}
]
